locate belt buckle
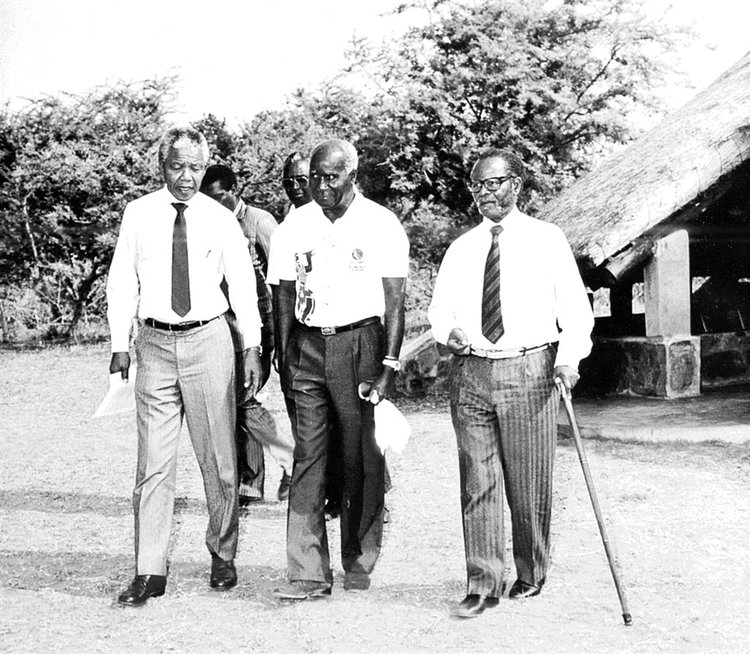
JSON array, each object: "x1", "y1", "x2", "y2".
[{"x1": 321, "y1": 326, "x2": 336, "y2": 336}]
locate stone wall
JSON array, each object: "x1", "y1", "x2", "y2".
[
  {"x1": 578, "y1": 335, "x2": 701, "y2": 399},
  {"x1": 700, "y1": 331, "x2": 750, "y2": 388}
]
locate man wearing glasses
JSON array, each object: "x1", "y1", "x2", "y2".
[
  {"x1": 428, "y1": 148, "x2": 594, "y2": 618},
  {"x1": 281, "y1": 151, "x2": 313, "y2": 211},
  {"x1": 276, "y1": 152, "x2": 346, "y2": 521}
]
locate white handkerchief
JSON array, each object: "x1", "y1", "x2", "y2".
[
  {"x1": 373, "y1": 399, "x2": 410, "y2": 455},
  {"x1": 93, "y1": 368, "x2": 136, "y2": 418}
]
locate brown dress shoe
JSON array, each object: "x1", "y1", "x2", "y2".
[
  {"x1": 453, "y1": 594, "x2": 500, "y2": 618},
  {"x1": 117, "y1": 575, "x2": 166, "y2": 606},
  {"x1": 210, "y1": 555, "x2": 237, "y2": 590},
  {"x1": 508, "y1": 578, "x2": 544, "y2": 599}
]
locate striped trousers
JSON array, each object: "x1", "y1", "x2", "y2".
[
  {"x1": 449, "y1": 345, "x2": 559, "y2": 597},
  {"x1": 133, "y1": 316, "x2": 238, "y2": 575}
]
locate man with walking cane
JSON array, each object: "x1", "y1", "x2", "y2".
[{"x1": 428, "y1": 148, "x2": 594, "y2": 619}]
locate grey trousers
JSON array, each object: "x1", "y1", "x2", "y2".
[
  {"x1": 283, "y1": 321, "x2": 385, "y2": 583},
  {"x1": 449, "y1": 346, "x2": 559, "y2": 597},
  {"x1": 133, "y1": 316, "x2": 238, "y2": 575}
]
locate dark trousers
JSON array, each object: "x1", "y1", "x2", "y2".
[
  {"x1": 236, "y1": 318, "x2": 277, "y2": 495},
  {"x1": 284, "y1": 321, "x2": 385, "y2": 582},
  {"x1": 449, "y1": 346, "x2": 559, "y2": 597}
]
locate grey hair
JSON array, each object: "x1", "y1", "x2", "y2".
[
  {"x1": 157, "y1": 126, "x2": 209, "y2": 169},
  {"x1": 474, "y1": 148, "x2": 527, "y2": 185},
  {"x1": 311, "y1": 139, "x2": 358, "y2": 173}
]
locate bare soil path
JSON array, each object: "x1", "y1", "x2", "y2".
[{"x1": 1, "y1": 344, "x2": 748, "y2": 653}]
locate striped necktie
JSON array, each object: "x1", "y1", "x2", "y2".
[
  {"x1": 481, "y1": 223, "x2": 504, "y2": 342},
  {"x1": 171, "y1": 202, "x2": 191, "y2": 317}
]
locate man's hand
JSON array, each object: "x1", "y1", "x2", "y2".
[
  {"x1": 241, "y1": 347, "x2": 263, "y2": 398},
  {"x1": 361, "y1": 367, "x2": 397, "y2": 405},
  {"x1": 109, "y1": 352, "x2": 131, "y2": 382},
  {"x1": 553, "y1": 365, "x2": 579, "y2": 392},
  {"x1": 447, "y1": 327, "x2": 471, "y2": 356}
]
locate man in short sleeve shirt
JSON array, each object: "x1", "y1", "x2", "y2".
[{"x1": 268, "y1": 139, "x2": 409, "y2": 599}]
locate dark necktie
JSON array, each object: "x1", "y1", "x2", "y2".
[
  {"x1": 171, "y1": 202, "x2": 191, "y2": 317},
  {"x1": 481, "y1": 224, "x2": 504, "y2": 343}
]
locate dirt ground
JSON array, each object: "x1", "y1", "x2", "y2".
[{"x1": 1, "y1": 344, "x2": 748, "y2": 653}]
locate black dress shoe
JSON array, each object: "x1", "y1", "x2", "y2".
[
  {"x1": 343, "y1": 572, "x2": 371, "y2": 591},
  {"x1": 273, "y1": 580, "x2": 332, "y2": 600},
  {"x1": 117, "y1": 575, "x2": 166, "y2": 606},
  {"x1": 508, "y1": 578, "x2": 544, "y2": 599},
  {"x1": 453, "y1": 594, "x2": 500, "y2": 619},
  {"x1": 210, "y1": 555, "x2": 237, "y2": 590},
  {"x1": 277, "y1": 471, "x2": 292, "y2": 501},
  {"x1": 239, "y1": 494, "x2": 263, "y2": 507}
]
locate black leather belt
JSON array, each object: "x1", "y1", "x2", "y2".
[
  {"x1": 298, "y1": 316, "x2": 380, "y2": 336},
  {"x1": 144, "y1": 316, "x2": 219, "y2": 332}
]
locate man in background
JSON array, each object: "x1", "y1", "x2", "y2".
[
  {"x1": 108, "y1": 127, "x2": 262, "y2": 606},
  {"x1": 277, "y1": 151, "x2": 343, "y2": 520},
  {"x1": 201, "y1": 164, "x2": 293, "y2": 505},
  {"x1": 281, "y1": 151, "x2": 313, "y2": 212}
]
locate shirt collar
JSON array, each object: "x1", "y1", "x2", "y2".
[
  {"x1": 233, "y1": 198, "x2": 246, "y2": 218},
  {"x1": 161, "y1": 185, "x2": 199, "y2": 208},
  {"x1": 480, "y1": 206, "x2": 522, "y2": 232}
]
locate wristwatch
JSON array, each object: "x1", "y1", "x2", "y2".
[{"x1": 382, "y1": 357, "x2": 401, "y2": 372}]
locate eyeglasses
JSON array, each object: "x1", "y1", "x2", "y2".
[
  {"x1": 467, "y1": 176, "x2": 513, "y2": 194},
  {"x1": 282, "y1": 175, "x2": 309, "y2": 190}
]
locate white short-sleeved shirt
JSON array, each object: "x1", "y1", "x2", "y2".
[{"x1": 267, "y1": 194, "x2": 409, "y2": 327}]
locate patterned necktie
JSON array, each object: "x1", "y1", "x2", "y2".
[
  {"x1": 481, "y1": 224, "x2": 504, "y2": 342},
  {"x1": 171, "y1": 202, "x2": 191, "y2": 317}
]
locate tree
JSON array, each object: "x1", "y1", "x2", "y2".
[
  {"x1": 0, "y1": 77, "x2": 176, "y2": 340},
  {"x1": 333, "y1": 0, "x2": 690, "y2": 228},
  {"x1": 194, "y1": 107, "x2": 330, "y2": 219}
]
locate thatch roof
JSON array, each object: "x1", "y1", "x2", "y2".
[{"x1": 538, "y1": 50, "x2": 750, "y2": 276}]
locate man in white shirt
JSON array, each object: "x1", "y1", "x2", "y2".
[
  {"x1": 201, "y1": 164, "x2": 293, "y2": 506},
  {"x1": 268, "y1": 139, "x2": 409, "y2": 600},
  {"x1": 107, "y1": 127, "x2": 263, "y2": 606},
  {"x1": 428, "y1": 148, "x2": 594, "y2": 618}
]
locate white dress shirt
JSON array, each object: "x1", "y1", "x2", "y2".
[
  {"x1": 267, "y1": 193, "x2": 409, "y2": 326},
  {"x1": 106, "y1": 186, "x2": 261, "y2": 352},
  {"x1": 428, "y1": 208, "x2": 594, "y2": 369}
]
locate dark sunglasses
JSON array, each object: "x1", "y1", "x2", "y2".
[{"x1": 281, "y1": 175, "x2": 309, "y2": 190}]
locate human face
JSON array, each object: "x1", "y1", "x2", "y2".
[
  {"x1": 309, "y1": 147, "x2": 356, "y2": 217},
  {"x1": 469, "y1": 156, "x2": 519, "y2": 223},
  {"x1": 282, "y1": 159, "x2": 312, "y2": 208},
  {"x1": 202, "y1": 179, "x2": 237, "y2": 211},
  {"x1": 163, "y1": 140, "x2": 207, "y2": 202}
]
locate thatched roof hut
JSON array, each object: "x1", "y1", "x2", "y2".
[{"x1": 539, "y1": 50, "x2": 750, "y2": 288}]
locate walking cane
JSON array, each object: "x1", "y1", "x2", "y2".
[{"x1": 556, "y1": 380, "x2": 633, "y2": 626}]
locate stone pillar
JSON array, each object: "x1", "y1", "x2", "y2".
[
  {"x1": 644, "y1": 230, "x2": 690, "y2": 337},
  {"x1": 641, "y1": 230, "x2": 700, "y2": 397}
]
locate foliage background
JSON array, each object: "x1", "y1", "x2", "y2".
[{"x1": 0, "y1": 0, "x2": 689, "y2": 343}]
